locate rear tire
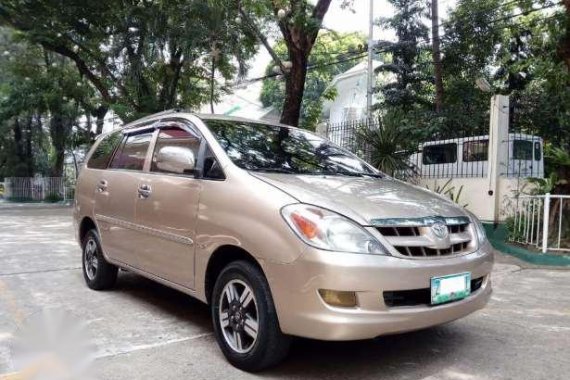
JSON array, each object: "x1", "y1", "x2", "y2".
[
  {"x1": 81, "y1": 229, "x2": 118, "y2": 290},
  {"x1": 211, "y1": 261, "x2": 291, "y2": 371}
]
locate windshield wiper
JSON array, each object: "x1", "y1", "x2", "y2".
[
  {"x1": 359, "y1": 172, "x2": 383, "y2": 178},
  {"x1": 327, "y1": 171, "x2": 383, "y2": 178},
  {"x1": 248, "y1": 168, "x2": 297, "y2": 174}
]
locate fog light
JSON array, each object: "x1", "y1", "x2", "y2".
[{"x1": 318, "y1": 289, "x2": 357, "y2": 308}]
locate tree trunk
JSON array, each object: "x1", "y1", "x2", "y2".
[
  {"x1": 431, "y1": 0, "x2": 444, "y2": 112},
  {"x1": 93, "y1": 105, "x2": 109, "y2": 136},
  {"x1": 24, "y1": 116, "x2": 33, "y2": 177},
  {"x1": 210, "y1": 58, "x2": 216, "y2": 114},
  {"x1": 49, "y1": 114, "x2": 66, "y2": 177},
  {"x1": 280, "y1": 52, "x2": 308, "y2": 127},
  {"x1": 12, "y1": 118, "x2": 28, "y2": 176}
]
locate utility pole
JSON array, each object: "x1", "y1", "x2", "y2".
[
  {"x1": 366, "y1": 0, "x2": 374, "y2": 121},
  {"x1": 431, "y1": 0, "x2": 444, "y2": 113}
]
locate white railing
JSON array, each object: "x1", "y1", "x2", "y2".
[
  {"x1": 512, "y1": 193, "x2": 569, "y2": 253},
  {"x1": 4, "y1": 177, "x2": 75, "y2": 202}
]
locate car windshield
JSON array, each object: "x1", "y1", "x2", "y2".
[{"x1": 206, "y1": 120, "x2": 381, "y2": 177}]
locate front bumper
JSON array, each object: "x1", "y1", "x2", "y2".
[{"x1": 264, "y1": 242, "x2": 494, "y2": 341}]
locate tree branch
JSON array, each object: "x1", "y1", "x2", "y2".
[
  {"x1": 309, "y1": 0, "x2": 332, "y2": 44},
  {"x1": 40, "y1": 41, "x2": 114, "y2": 103},
  {"x1": 238, "y1": 7, "x2": 287, "y2": 74},
  {"x1": 312, "y1": 0, "x2": 332, "y2": 23}
]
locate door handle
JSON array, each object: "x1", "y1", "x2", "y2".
[
  {"x1": 138, "y1": 184, "x2": 152, "y2": 199},
  {"x1": 97, "y1": 180, "x2": 108, "y2": 193}
]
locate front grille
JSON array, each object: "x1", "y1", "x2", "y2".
[
  {"x1": 383, "y1": 276, "x2": 485, "y2": 307},
  {"x1": 395, "y1": 241, "x2": 470, "y2": 257},
  {"x1": 374, "y1": 218, "x2": 475, "y2": 258}
]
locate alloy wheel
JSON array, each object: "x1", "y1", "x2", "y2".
[
  {"x1": 218, "y1": 279, "x2": 259, "y2": 354},
  {"x1": 84, "y1": 238, "x2": 99, "y2": 281}
]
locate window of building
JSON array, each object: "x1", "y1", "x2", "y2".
[
  {"x1": 513, "y1": 140, "x2": 537, "y2": 161},
  {"x1": 422, "y1": 143, "x2": 457, "y2": 165},
  {"x1": 463, "y1": 140, "x2": 489, "y2": 162}
]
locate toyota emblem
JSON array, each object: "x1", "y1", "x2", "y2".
[{"x1": 431, "y1": 221, "x2": 449, "y2": 239}]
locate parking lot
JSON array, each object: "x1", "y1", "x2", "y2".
[{"x1": 0, "y1": 204, "x2": 569, "y2": 379}]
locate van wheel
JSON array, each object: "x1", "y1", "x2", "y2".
[
  {"x1": 82, "y1": 229, "x2": 118, "y2": 290},
  {"x1": 211, "y1": 261, "x2": 291, "y2": 371}
]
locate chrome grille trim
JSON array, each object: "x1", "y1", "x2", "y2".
[
  {"x1": 370, "y1": 216, "x2": 470, "y2": 227},
  {"x1": 372, "y1": 216, "x2": 475, "y2": 258}
]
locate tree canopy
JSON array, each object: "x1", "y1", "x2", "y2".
[{"x1": 0, "y1": 0, "x2": 259, "y2": 121}]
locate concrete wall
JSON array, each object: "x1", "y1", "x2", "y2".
[{"x1": 417, "y1": 177, "x2": 530, "y2": 223}]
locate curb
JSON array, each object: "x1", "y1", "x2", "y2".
[{"x1": 483, "y1": 223, "x2": 570, "y2": 267}]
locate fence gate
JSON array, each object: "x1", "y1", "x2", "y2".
[
  {"x1": 4, "y1": 177, "x2": 75, "y2": 202},
  {"x1": 511, "y1": 194, "x2": 570, "y2": 253}
]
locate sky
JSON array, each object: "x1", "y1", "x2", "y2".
[{"x1": 247, "y1": 0, "x2": 457, "y2": 78}]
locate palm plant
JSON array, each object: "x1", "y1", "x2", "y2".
[{"x1": 354, "y1": 111, "x2": 417, "y2": 178}]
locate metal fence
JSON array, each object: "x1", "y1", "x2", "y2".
[
  {"x1": 3, "y1": 177, "x2": 75, "y2": 202},
  {"x1": 323, "y1": 118, "x2": 543, "y2": 180},
  {"x1": 511, "y1": 194, "x2": 570, "y2": 253}
]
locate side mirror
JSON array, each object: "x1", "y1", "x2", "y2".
[{"x1": 155, "y1": 146, "x2": 196, "y2": 175}]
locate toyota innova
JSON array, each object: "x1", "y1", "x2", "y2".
[{"x1": 74, "y1": 111, "x2": 493, "y2": 371}]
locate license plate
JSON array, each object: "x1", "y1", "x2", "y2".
[{"x1": 431, "y1": 273, "x2": 471, "y2": 305}]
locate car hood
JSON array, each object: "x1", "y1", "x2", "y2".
[{"x1": 251, "y1": 173, "x2": 468, "y2": 225}]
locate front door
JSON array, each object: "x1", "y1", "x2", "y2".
[
  {"x1": 134, "y1": 124, "x2": 202, "y2": 289},
  {"x1": 94, "y1": 130, "x2": 155, "y2": 267}
]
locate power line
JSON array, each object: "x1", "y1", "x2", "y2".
[
  {"x1": 231, "y1": 7, "x2": 562, "y2": 88},
  {"x1": 308, "y1": 1, "x2": 561, "y2": 63},
  {"x1": 308, "y1": 0, "x2": 538, "y2": 59}
]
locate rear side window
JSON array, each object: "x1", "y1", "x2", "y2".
[
  {"x1": 110, "y1": 132, "x2": 153, "y2": 171},
  {"x1": 513, "y1": 140, "x2": 533, "y2": 160},
  {"x1": 422, "y1": 143, "x2": 457, "y2": 165},
  {"x1": 463, "y1": 140, "x2": 488, "y2": 162},
  {"x1": 151, "y1": 127, "x2": 201, "y2": 175},
  {"x1": 87, "y1": 131, "x2": 122, "y2": 169}
]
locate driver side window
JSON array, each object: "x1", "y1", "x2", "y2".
[{"x1": 151, "y1": 127, "x2": 201, "y2": 176}]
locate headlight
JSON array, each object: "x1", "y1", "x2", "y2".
[
  {"x1": 469, "y1": 213, "x2": 487, "y2": 246},
  {"x1": 281, "y1": 204, "x2": 388, "y2": 254}
]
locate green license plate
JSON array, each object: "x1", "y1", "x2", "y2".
[{"x1": 431, "y1": 272, "x2": 471, "y2": 305}]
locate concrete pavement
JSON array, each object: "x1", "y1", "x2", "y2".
[{"x1": 0, "y1": 205, "x2": 569, "y2": 379}]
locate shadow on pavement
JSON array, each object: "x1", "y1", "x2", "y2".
[{"x1": 110, "y1": 271, "x2": 473, "y2": 379}]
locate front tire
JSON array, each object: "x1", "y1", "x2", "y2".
[
  {"x1": 82, "y1": 229, "x2": 118, "y2": 290},
  {"x1": 211, "y1": 261, "x2": 291, "y2": 371}
]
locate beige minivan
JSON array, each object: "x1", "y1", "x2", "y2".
[{"x1": 74, "y1": 111, "x2": 493, "y2": 371}]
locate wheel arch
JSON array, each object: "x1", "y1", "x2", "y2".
[
  {"x1": 204, "y1": 245, "x2": 264, "y2": 305},
  {"x1": 79, "y1": 216, "x2": 97, "y2": 243}
]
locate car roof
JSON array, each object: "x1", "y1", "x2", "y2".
[
  {"x1": 119, "y1": 110, "x2": 290, "y2": 130},
  {"x1": 102, "y1": 110, "x2": 299, "y2": 140}
]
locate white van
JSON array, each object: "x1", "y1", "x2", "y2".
[{"x1": 408, "y1": 134, "x2": 544, "y2": 179}]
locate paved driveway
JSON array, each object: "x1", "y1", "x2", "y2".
[{"x1": 0, "y1": 205, "x2": 569, "y2": 379}]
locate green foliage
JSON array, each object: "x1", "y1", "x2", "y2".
[
  {"x1": 544, "y1": 145, "x2": 570, "y2": 194},
  {"x1": 504, "y1": 215, "x2": 526, "y2": 242},
  {"x1": 260, "y1": 32, "x2": 365, "y2": 129},
  {"x1": 0, "y1": 28, "x2": 93, "y2": 178},
  {"x1": 354, "y1": 109, "x2": 421, "y2": 176},
  {"x1": 441, "y1": 0, "x2": 570, "y2": 142},
  {"x1": 44, "y1": 192, "x2": 63, "y2": 203},
  {"x1": 525, "y1": 174, "x2": 559, "y2": 195},
  {"x1": 374, "y1": 0, "x2": 431, "y2": 112},
  {"x1": 0, "y1": 0, "x2": 259, "y2": 121}
]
